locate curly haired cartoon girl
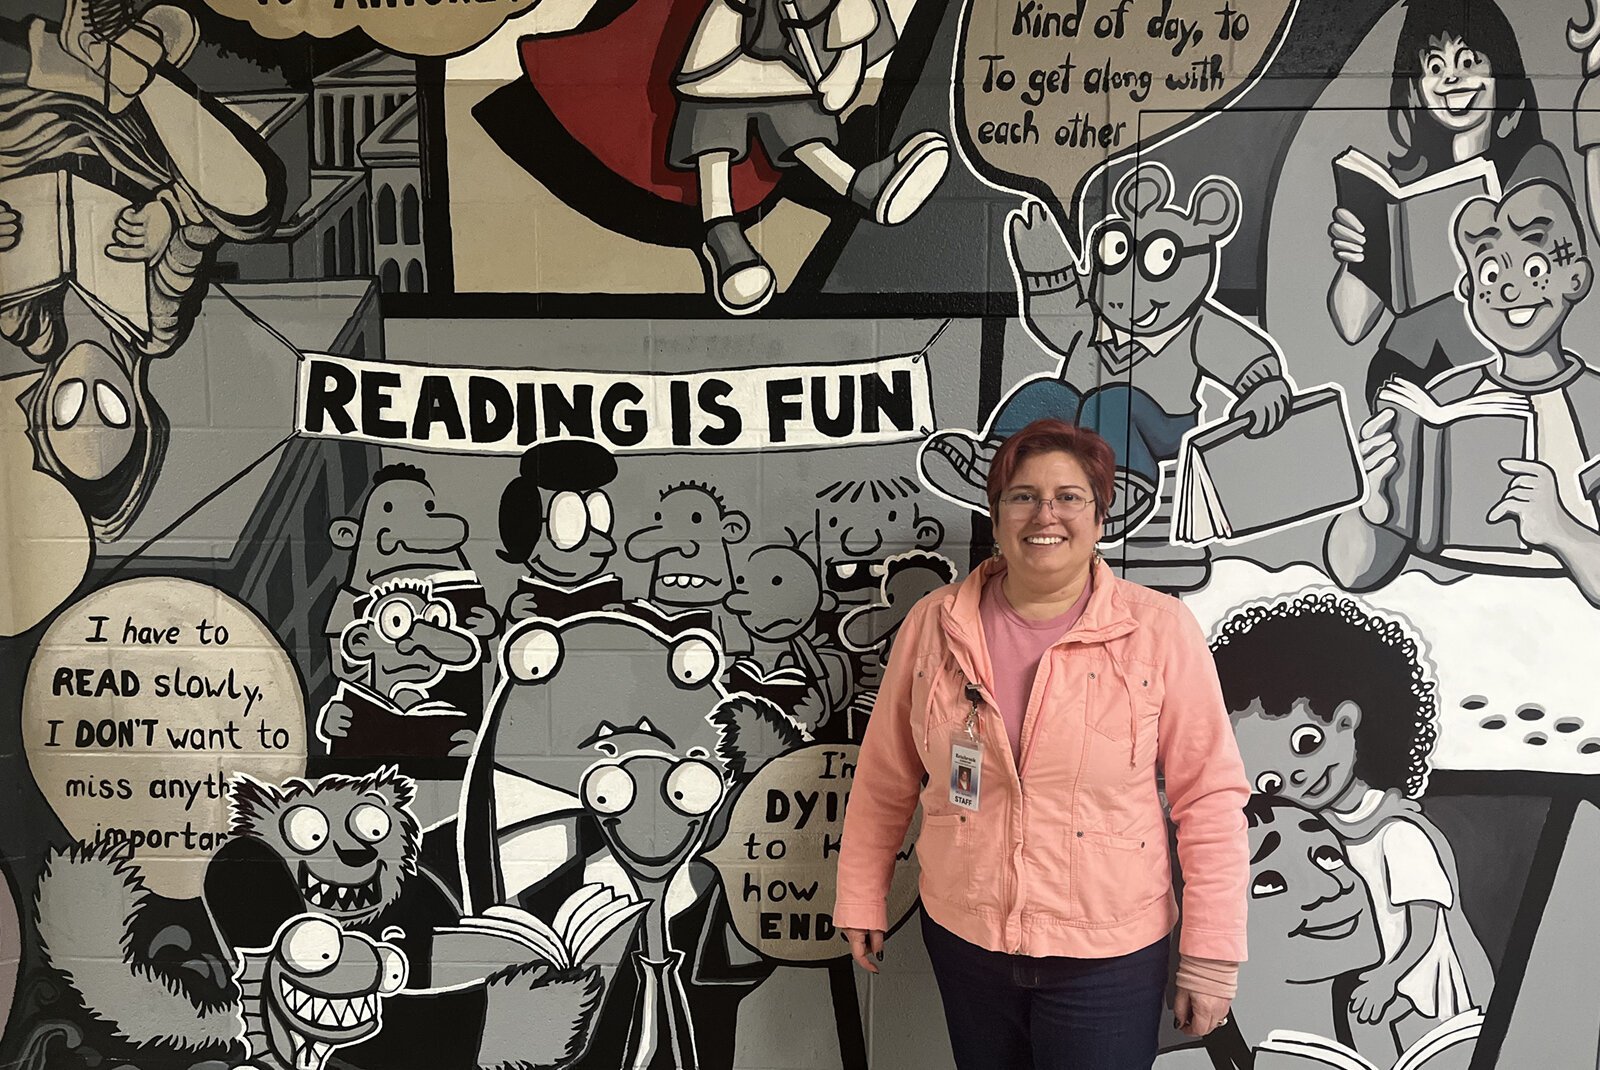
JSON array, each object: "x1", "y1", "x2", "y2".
[{"x1": 1209, "y1": 591, "x2": 1494, "y2": 1061}]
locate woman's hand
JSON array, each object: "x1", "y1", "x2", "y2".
[
  {"x1": 842, "y1": 927, "x2": 885, "y2": 974},
  {"x1": 1173, "y1": 987, "x2": 1231, "y2": 1037}
]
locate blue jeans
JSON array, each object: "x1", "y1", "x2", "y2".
[
  {"x1": 988, "y1": 379, "x2": 1199, "y2": 486},
  {"x1": 921, "y1": 911, "x2": 1168, "y2": 1070}
]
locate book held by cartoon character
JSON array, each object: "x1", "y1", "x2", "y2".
[
  {"x1": 0, "y1": 169, "x2": 149, "y2": 337},
  {"x1": 1373, "y1": 377, "x2": 1533, "y2": 554},
  {"x1": 1333, "y1": 147, "x2": 1500, "y2": 314},
  {"x1": 1174, "y1": 386, "x2": 1364, "y2": 545},
  {"x1": 430, "y1": 883, "x2": 649, "y2": 988},
  {"x1": 1254, "y1": 1006, "x2": 1482, "y2": 1070}
]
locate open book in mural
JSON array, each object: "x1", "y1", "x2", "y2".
[{"x1": 13, "y1": 0, "x2": 1600, "y2": 1069}]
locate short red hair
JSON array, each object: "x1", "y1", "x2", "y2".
[{"x1": 985, "y1": 419, "x2": 1117, "y2": 523}]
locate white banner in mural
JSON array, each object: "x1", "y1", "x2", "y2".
[{"x1": 295, "y1": 351, "x2": 936, "y2": 454}]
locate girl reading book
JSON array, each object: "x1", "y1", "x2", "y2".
[{"x1": 1326, "y1": 0, "x2": 1571, "y2": 404}]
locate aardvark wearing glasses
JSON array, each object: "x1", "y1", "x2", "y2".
[
  {"x1": 923, "y1": 161, "x2": 1295, "y2": 541},
  {"x1": 835, "y1": 420, "x2": 1251, "y2": 1069}
]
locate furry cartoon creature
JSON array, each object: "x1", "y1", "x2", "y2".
[
  {"x1": 204, "y1": 766, "x2": 461, "y2": 984},
  {"x1": 205, "y1": 767, "x2": 607, "y2": 1070},
  {"x1": 33, "y1": 840, "x2": 245, "y2": 1061}
]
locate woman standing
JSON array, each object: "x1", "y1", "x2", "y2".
[
  {"x1": 834, "y1": 419, "x2": 1251, "y2": 1068},
  {"x1": 1327, "y1": 0, "x2": 1571, "y2": 403}
]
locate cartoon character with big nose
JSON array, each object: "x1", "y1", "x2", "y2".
[
  {"x1": 316, "y1": 578, "x2": 484, "y2": 757},
  {"x1": 624, "y1": 480, "x2": 752, "y2": 655},
  {"x1": 920, "y1": 162, "x2": 1296, "y2": 540},
  {"x1": 324, "y1": 463, "x2": 498, "y2": 687}
]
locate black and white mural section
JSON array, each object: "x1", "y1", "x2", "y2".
[{"x1": 8, "y1": 0, "x2": 1600, "y2": 1067}]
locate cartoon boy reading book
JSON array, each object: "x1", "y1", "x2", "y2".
[{"x1": 1327, "y1": 179, "x2": 1600, "y2": 606}]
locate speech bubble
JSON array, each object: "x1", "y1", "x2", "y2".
[
  {"x1": 198, "y1": 0, "x2": 531, "y2": 58},
  {"x1": 0, "y1": 373, "x2": 92, "y2": 638},
  {"x1": 955, "y1": 0, "x2": 1297, "y2": 246},
  {"x1": 23, "y1": 577, "x2": 307, "y2": 897},
  {"x1": 705, "y1": 743, "x2": 921, "y2": 964}
]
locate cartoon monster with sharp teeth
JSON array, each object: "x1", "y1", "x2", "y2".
[
  {"x1": 233, "y1": 914, "x2": 408, "y2": 1070},
  {"x1": 204, "y1": 767, "x2": 462, "y2": 990}
]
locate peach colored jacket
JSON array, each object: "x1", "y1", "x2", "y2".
[{"x1": 833, "y1": 556, "x2": 1250, "y2": 961}]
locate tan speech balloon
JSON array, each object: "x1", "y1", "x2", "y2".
[
  {"x1": 199, "y1": 0, "x2": 533, "y2": 58},
  {"x1": 955, "y1": 0, "x2": 1296, "y2": 244},
  {"x1": 0, "y1": 373, "x2": 93, "y2": 638},
  {"x1": 23, "y1": 577, "x2": 307, "y2": 897},
  {"x1": 705, "y1": 743, "x2": 921, "y2": 964}
]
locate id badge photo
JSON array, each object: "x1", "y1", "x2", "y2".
[{"x1": 949, "y1": 742, "x2": 981, "y2": 811}]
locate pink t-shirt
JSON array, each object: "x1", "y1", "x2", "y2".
[{"x1": 978, "y1": 570, "x2": 1094, "y2": 768}]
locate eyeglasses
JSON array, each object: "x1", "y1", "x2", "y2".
[
  {"x1": 997, "y1": 492, "x2": 1095, "y2": 517},
  {"x1": 1093, "y1": 221, "x2": 1214, "y2": 282}
]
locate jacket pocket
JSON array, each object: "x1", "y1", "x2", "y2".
[
  {"x1": 1070, "y1": 829, "x2": 1165, "y2": 923},
  {"x1": 916, "y1": 812, "x2": 972, "y2": 902},
  {"x1": 1086, "y1": 655, "x2": 1160, "y2": 742}
]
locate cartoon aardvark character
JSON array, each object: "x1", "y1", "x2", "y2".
[{"x1": 920, "y1": 163, "x2": 1296, "y2": 540}]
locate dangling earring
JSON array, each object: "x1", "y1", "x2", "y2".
[{"x1": 992, "y1": 544, "x2": 1003, "y2": 559}]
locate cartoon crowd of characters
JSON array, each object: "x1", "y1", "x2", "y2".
[{"x1": 20, "y1": 0, "x2": 1600, "y2": 1068}]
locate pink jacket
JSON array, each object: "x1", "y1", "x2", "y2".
[{"x1": 833, "y1": 556, "x2": 1250, "y2": 961}]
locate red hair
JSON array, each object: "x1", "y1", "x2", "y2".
[{"x1": 985, "y1": 419, "x2": 1117, "y2": 523}]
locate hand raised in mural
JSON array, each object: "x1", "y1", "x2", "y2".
[
  {"x1": 1353, "y1": 409, "x2": 1400, "y2": 527},
  {"x1": 0, "y1": 201, "x2": 18, "y2": 252},
  {"x1": 1228, "y1": 377, "x2": 1292, "y2": 437},
  {"x1": 1488, "y1": 458, "x2": 1582, "y2": 549},
  {"x1": 106, "y1": 199, "x2": 175, "y2": 263},
  {"x1": 1328, "y1": 207, "x2": 1366, "y2": 264},
  {"x1": 1006, "y1": 201, "x2": 1084, "y2": 295}
]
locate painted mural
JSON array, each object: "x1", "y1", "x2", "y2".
[{"x1": 4, "y1": 0, "x2": 1600, "y2": 1066}]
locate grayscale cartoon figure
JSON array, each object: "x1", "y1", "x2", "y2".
[
  {"x1": 576, "y1": 719, "x2": 727, "y2": 1068},
  {"x1": 1327, "y1": 179, "x2": 1600, "y2": 603},
  {"x1": 206, "y1": 768, "x2": 607, "y2": 1070},
  {"x1": 497, "y1": 440, "x2": 624, "y2": 623},
  {"x1": 1331, "y1": 0, "x2": 1568, "y2": 405},
  {"x1": 1213, "y1": 593, "x2": 1493, "y2": 1061},
  {"x1": 204, "y1": 768, "x2": 463, "y2": 988},
  {"x1": 315, "y1": 579, "x2": 484, "y2": 757},
  {"x1": 724, "y1": 533, "x2": 853, "y2": 732},
  {"x1": 0, "y1": 0, "x2": 284, "y2": 539},
  {"x1": 920, "y1": 163, "x2": 1294, "y2": 541},
  {"x1": 625, "y1": 479, "x2": 753, "y2": 654},
  {"x1": 232, "y1": 914, "x2": 408, "y2": 1070},
  {"x1": 325, "y1": 464, "x2": 499, "y2": 689},
  {"x1": 1228, "y1": 795, "x2": 1384, "y2": 1049},
  {"x1": 668, "y1": 0, "x2": 950, "y2": 314}
]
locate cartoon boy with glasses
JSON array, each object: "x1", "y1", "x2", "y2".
[
  {"x1": 497, "y1": 440, "x2": 625, "y2": 622},
  {"x1": 920, "y1": 162, "x2": 1295, "y2": 541},
  {"x1": 317, "y1": 578, "x2": 483, "y2": 756}
]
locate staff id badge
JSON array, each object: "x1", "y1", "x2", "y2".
[{"x1": 949, "y1": 743, "x2": 982, "y2": 811}]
